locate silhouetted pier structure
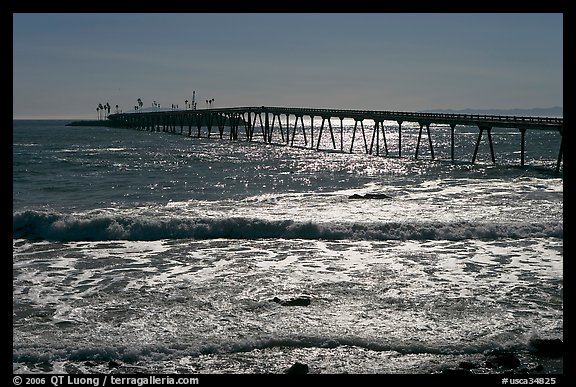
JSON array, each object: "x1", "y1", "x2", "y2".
[{"x1": 107, "y1": 106, "x2": 563, "y2": 172}]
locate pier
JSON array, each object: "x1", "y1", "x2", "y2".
[{"x1": 107, "y1": 106, "x2": 563, "y2": 173}]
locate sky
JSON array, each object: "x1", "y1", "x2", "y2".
[{"x1": 12, "y1": 13, "x2": 563, "y2": 120}]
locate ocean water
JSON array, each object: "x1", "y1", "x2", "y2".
[{"x1": 12, "y1": 118, "x2": 563, "y2": 375}]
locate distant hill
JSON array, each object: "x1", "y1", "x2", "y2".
[
  {"x1": 419, "y1": 106, "x2": 563, "y2": 118},
  {"x1": 66, "y1": 119, "x2": 125, "y2": 128}
]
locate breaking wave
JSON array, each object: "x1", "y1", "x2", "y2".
[{"x1": 13, "y1": 210, "x2": 563, "y2": 242}]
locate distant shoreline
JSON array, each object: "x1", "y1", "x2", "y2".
[
  {"x1": 65, "y1": 120, "x2": 124, "y2": 128},
  {"x1": 15, "y1": 106, "x2": 563, "y2": 123},
  {"x1": 419, "y1": 106, "x2": 563, "y2": 118}
]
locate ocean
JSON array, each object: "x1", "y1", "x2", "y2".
[{"x1": 12, "y1": 117, "x2": 563, "y2": 376}]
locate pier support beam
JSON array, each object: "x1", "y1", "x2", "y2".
[
  {"x1": 315, "y1": 117, "x2": 336, "y2": 150},
  {"x1": 556, "y1": 129, "x2": 563, "y2": 173},
  {"x1": 285, "y1": 114, "x2": 291, "y2": 144},
  {"x1": 519, "y1": 128, "x2": 527, "y2": 166},
  {"x1": 415, "y1": 123, "x2": 434, "y2": 160},
  {"x1": 472, "y1": 125, "x2": 495, "y2": 164},
  {"x1": 349, "y1": 120, "x2": 358, "y2": 153},
  {"x1": 215, "y1": 114, "x2": 225, "y2": 139},
  {"x1": 327, "y1": 118, "x2": 336, "y2": 149},
  {"x1": 370, "y1": 121, "x2": 388, "y2": 156},
  {"x1": 339, "y1": 117, "x2": 345, "y2": 151},
  {"x1": 291, "y1": 115, "x2": 307, "y2": 146},
  {"x1": 244, "y1": 112, "x2": 251, "y2": 140},
  {"x1": 264, "y1": 111, "x2": 270, "y2": 142},
  {"x1": 268, "y1": 113, "x2": 277, "y2": 143},
  {"x1": 309, "y1": 115, "x2": 314, "y2": 148},
  {"x1": 381, "y1": 121, "x2": 388, "y2": 156},
  {"x1": 196, "y1": 114, "x2": 204, "y2": 137},
  {"x1": 397, "y1": 121, "x2": 403, "y2": 157},
  {"x1": 350, "y1": 119, "x2": 368, "y2": 154},
  {"x1": 208, "y1": 113, "x2": 215, "y2": 137},
  {"x1": 361, "y1": 120, "x2": 368, "y2": 153},
  {"x1": 257, "y1": 113, "x2": 265, "y2": 141},
  {"x1": 450, "y1": 124, "x2": 456, "y2": 161},
  {"x1": 316, "y1": 118, "x2": 325, "y2": 150},
  {"x1": 369, "y1": 121, "x2": 377, "y2": 155}
]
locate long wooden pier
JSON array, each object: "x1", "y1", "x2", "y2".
[{"x1": 107, "y1": 106, "x2": 563, "y2": 172}]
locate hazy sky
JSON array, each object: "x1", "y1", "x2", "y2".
[{"x1": 13, "y1": 13, "x2": 563, "y2": 119}]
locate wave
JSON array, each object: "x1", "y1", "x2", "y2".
[
  {"x1": 13, "y1": 210, "x2": 563, "y2": 242},
  {"x1": 13, "y1": 333, "x2": 559, "y2": 366}
]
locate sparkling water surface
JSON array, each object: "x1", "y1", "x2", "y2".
[{"x1": 13, "y1": 119, "x2": 563, "y2": 374}]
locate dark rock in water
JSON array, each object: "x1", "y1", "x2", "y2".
[
  {"x1": 528, "y1": 338, "x2": 563, "y2": 357},
  {"x1": 348, "y1": 193, "x2": 392, "y2": 200},
  {"x1": 271, "y1": 296, "x2": 311, "y2": 306},
  {"x1": 63, "y1": 363, "x2": 83, "y2": 374},
  {"x1": 530, "y1": 364, "x2": 545, "y2": 372},
  {"x1": 441, "y1": 368, "x2": 472, "y2": 374},
  {"x1": 283, "y1": 297, "x2": 311, "y2": 306},
  {"x1": 485, "y1": 352, "x2": 521, "y2": 369},
  {"x1": 458, "y1": 361, "x2": 478, "y2": 370},
  {"x1": 285, "y1": 362, "x2": 309, "y2": 374},
  {"x1": 37, "y1": 362, "x2": 53, "y2": 372},
  {"x1": 108, "y1": 360, "x2": 121, "y2": 368}
]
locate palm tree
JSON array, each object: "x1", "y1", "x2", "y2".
[
  {"x1": 98, "y1": 103, "x2": 104, "y2": 120},
  {"x1": 96, "y1": 106, "x2": 100, "y2": 120},
  {"x1": 105, "y1": 102, "x2": 111, "y2": 118},
  {"x1": 185, "y1": 100, "x2": 188, "y2": 109},
  {"x1": 137, "y1": 98, "x2": 143, "y2": 112},
  {"x1": 115, "y1": 104, "x2": 119, "y2": 114}
]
